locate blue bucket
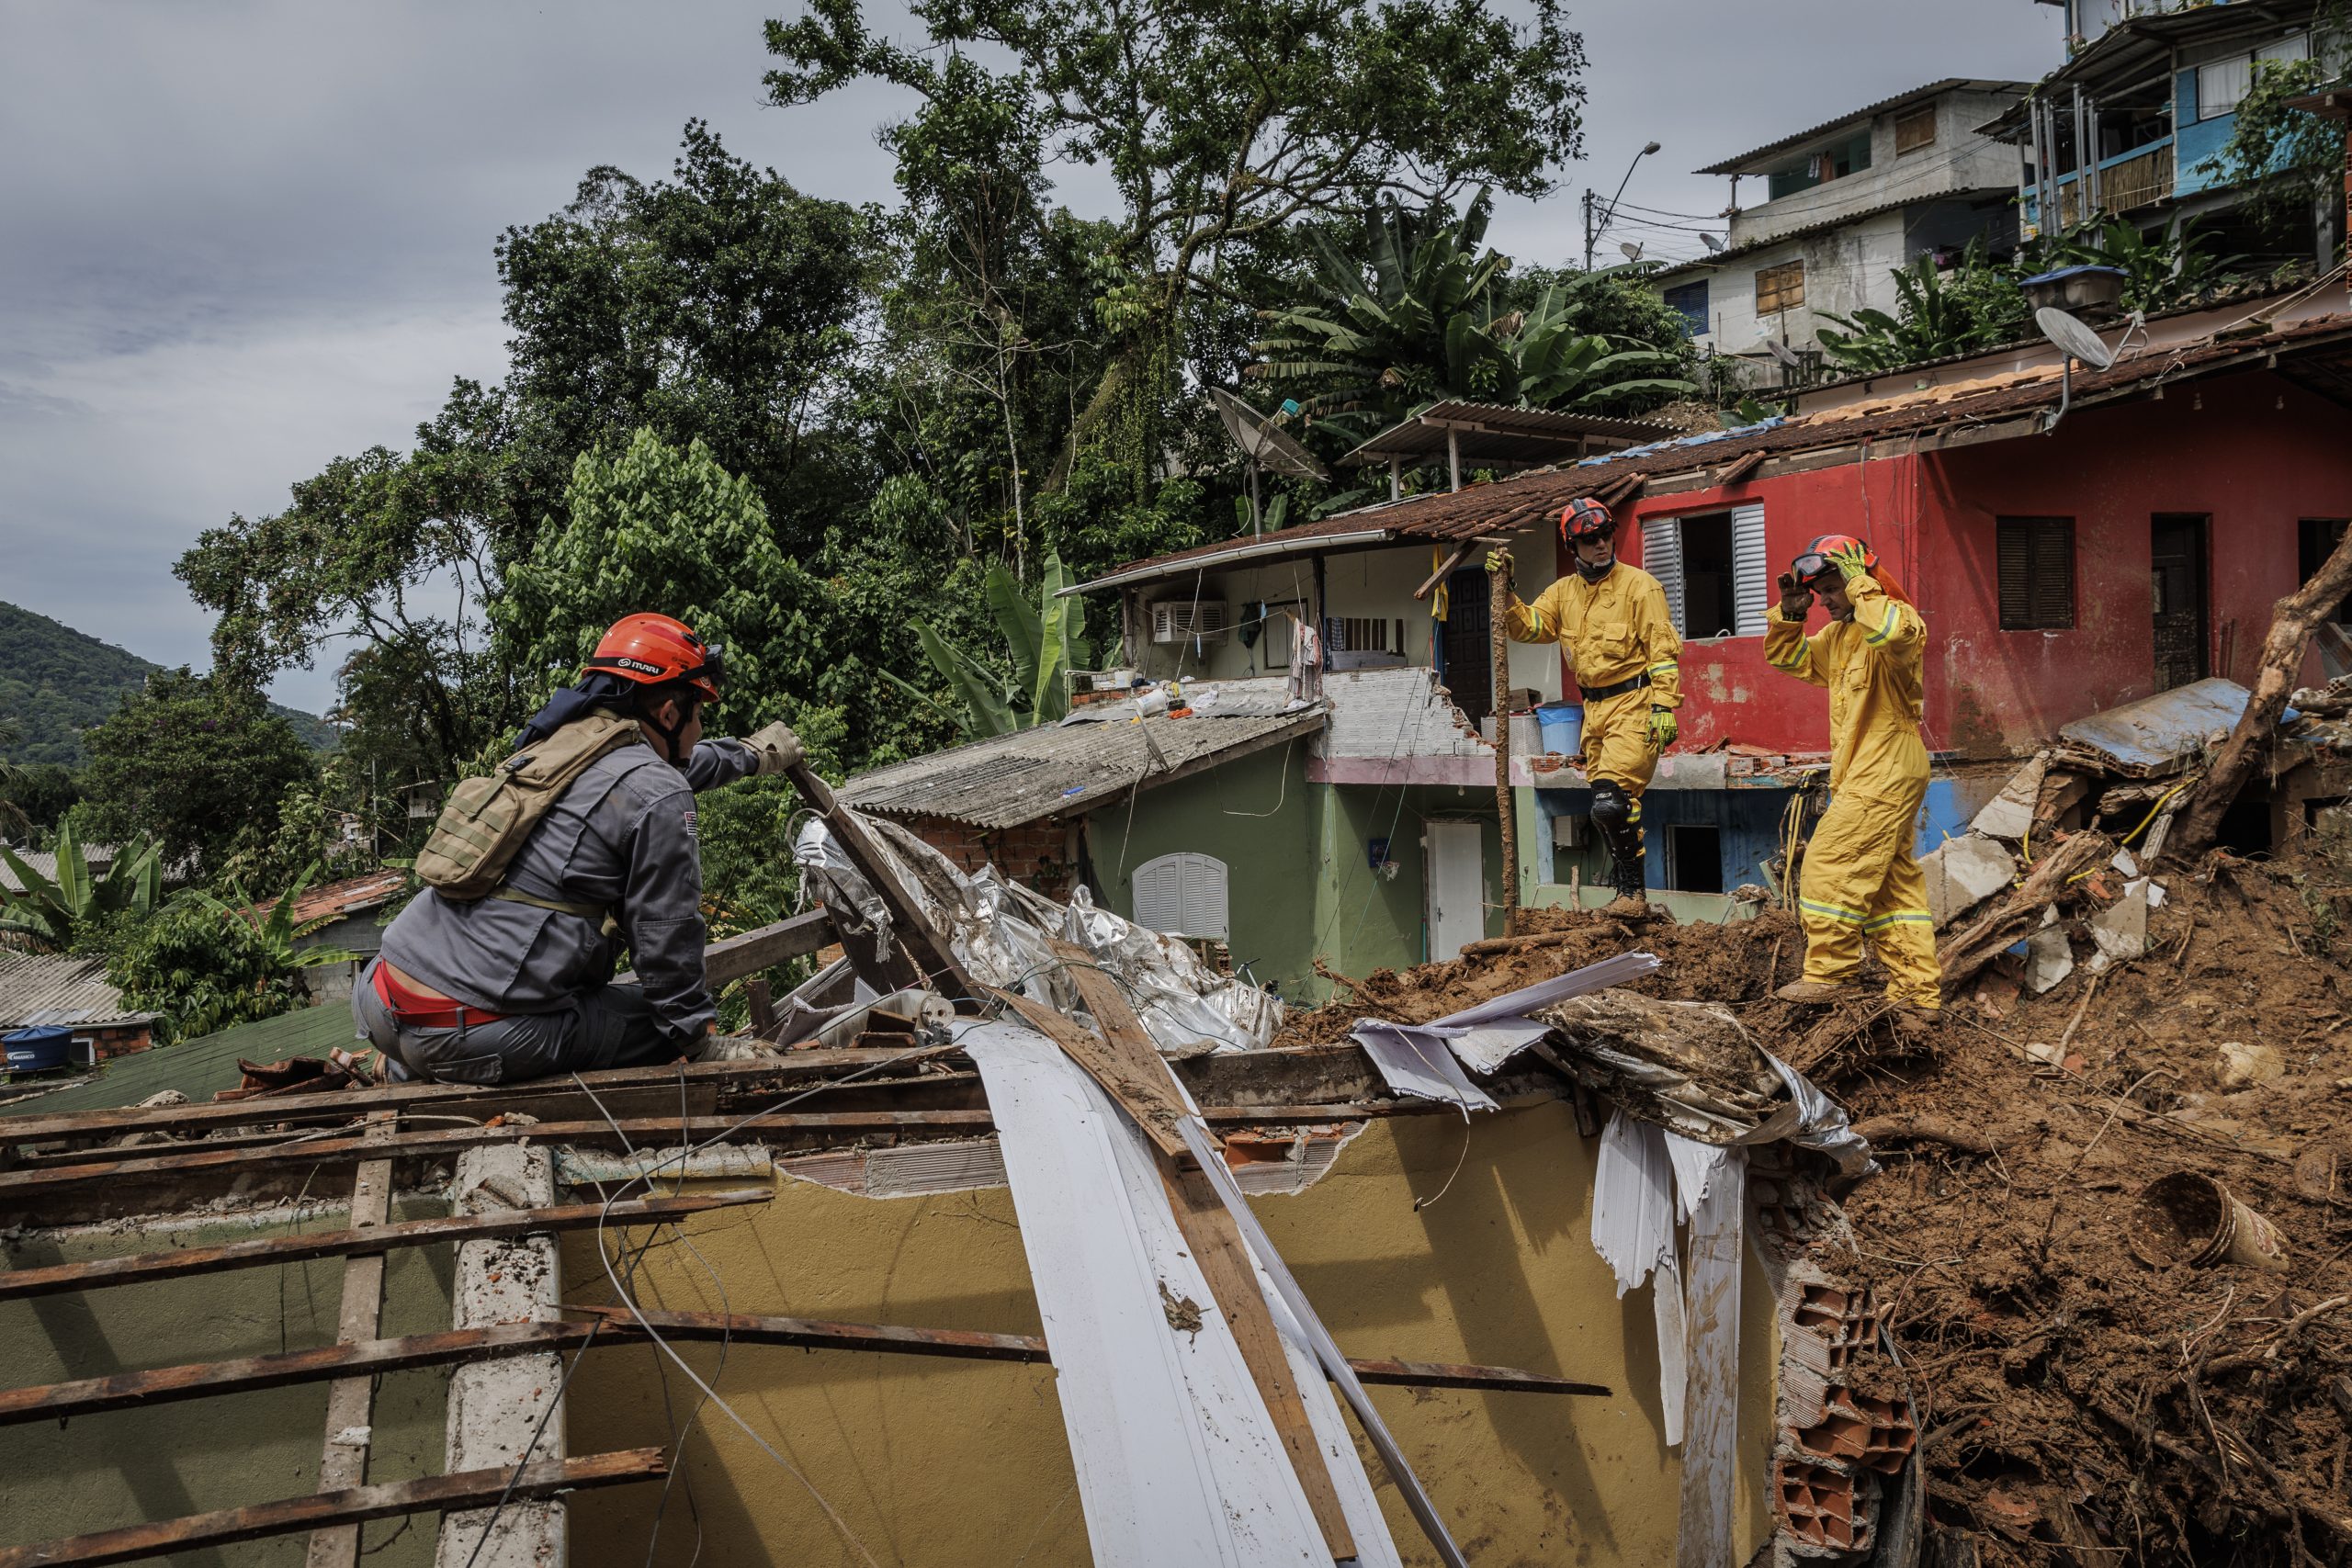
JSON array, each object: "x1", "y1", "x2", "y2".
[
  {"x1": 1536, "y1": 702, "x2": 1584, "y2": 756},
  {"x1": 4, "y1": 1026, "x2": 75, "y2": 1072}
]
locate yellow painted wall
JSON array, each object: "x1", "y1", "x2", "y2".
[{"x1": 564, "y1": 1102, "x2": 1775, "y2": 1567}]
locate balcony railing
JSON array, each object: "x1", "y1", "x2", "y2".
[{"x1": 2052, "y1": 141, "x2": 2175, "y2": 228}]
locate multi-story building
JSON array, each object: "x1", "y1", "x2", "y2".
[
  {"x1": 1983, "y1": 0, "x2": 2337, "y2": 257},
  {"x1": 1646, "y1": 79, "x2": 2029, "y2": 384}
]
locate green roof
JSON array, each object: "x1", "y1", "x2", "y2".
[{"x1": 3, "y1": 1003, "x2": 360, "y2": 1116}]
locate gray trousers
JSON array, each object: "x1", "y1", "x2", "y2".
[{"x1": 352, "y1": 959, "x2": 683, "y2": 1085}]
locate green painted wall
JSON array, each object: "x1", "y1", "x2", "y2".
[
  {"x1": 1084, "y1": 750, "x2": 1508, "y2": 1005},
  {"x1": 0, "y1": 1200, "x2": 456, "y2": 1565},
  {"x1": 1086, "y1": 742, "x2": 1320, "y2": 1000}
]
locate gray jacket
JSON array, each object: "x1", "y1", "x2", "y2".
[{"x1": 380, "y1": 735, "x2": 759, "y2": 1042}]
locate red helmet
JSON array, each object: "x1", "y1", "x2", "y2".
[
  {"x1": 1790, "y1": 534, "x2": 1878, "y2": 589},
  {"x1": 1559, "y1": 497, "x2": 1616, "y2": 545},
  {"x1": 583, "y1": 614, "x2": 724, "y2": 705}
]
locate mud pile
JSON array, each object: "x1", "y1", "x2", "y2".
[{"x1": 1285, "y1": 852, "x2": 2352, "y2": 1566}]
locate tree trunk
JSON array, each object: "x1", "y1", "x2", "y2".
[
  {"x1": 1937, "y1": 829, "x2": 2115, "y2": 993},
  {"x1": 1491, "y1": 565, "x2": 1519, "y2": 936},
  {"x1": 2164, "y1": 523, "x2": 2352, "y2": 863}
]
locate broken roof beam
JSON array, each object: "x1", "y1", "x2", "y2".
[
  {"x1": 582, "y1": 1306, "x2": 1611, "y2": 1394},
  {"x1": 0, "y1": 1191, "x2": 771, "y2": 1303},
  {"x1": 0, "y1": 1451, "x2": 666, "y2": 1568}
]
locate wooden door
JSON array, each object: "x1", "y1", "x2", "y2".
[{"x1": 2150, "y1": 514, "x2": 2209, "y2": 691}]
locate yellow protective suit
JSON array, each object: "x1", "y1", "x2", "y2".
[
  {"x1": 1763, "y1": 573, "x2": 1942, "y2": 1008},
  {"x1": 1503, "y1": 562, "x2": 1682, "y2": 792}
]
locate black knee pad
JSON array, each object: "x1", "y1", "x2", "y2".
[{"x1": 1591, "y1": 780, "x2": 1631, "y2": 829}]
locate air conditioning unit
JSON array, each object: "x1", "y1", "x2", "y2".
[{"x1": 1150, "y1": 600, "x2": 1232, "y2": 645}]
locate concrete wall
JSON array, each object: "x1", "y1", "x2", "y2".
[
  {"x1": 1657, "y1": 206, "x2": 1909, "y2": 361},
  {"x1": 1725, "y1": 87, "x2": 2023, "y2": 250},
  {"x1": 1125, "y1": 543, "x2": 1564, "y2": 700},
  {"x1": 0, "y1": 1198, "x2": 455, "y2": 1566},
  {"x1": 560, "y1": 1105, "x2": 1779, "y2": 1568}
]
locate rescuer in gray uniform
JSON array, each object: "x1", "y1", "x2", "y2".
[{"x1": 355, "y1": 613, "x2": 802, "y2": 1085}]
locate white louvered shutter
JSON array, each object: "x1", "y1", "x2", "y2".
[
  {"x1": 1133, "y1": 852, "x2": 1229, "y2": 940},
  {"x1": 1732, "y1": 503, "x2": 1770, "y2": 637},
  {"x1": 1642, "y1": 516, "x2": 1686, "y2": 635}
]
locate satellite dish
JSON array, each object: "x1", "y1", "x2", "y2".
[
  {"x1": 1766, "y1": 339, "x2": 1804, "y2": 369},
  {"x1": 1209, "y1": 388, "x2": 1328, "y2": 481},
  {"x1": 1210, "y1": 387, "x2": 1327, "y2": 538},
  {"x1": 1618, "y1": 241, "x2": 1644, "y2": 262},
  {"x1": 1700, "y1": 233, "x2": 1724, "y2": 254},
  {"x1": 2034, "y1": 307, "x2": 2116, "y2": 370}
]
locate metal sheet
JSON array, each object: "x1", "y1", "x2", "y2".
[
  {"x1": 1349, "y1": 1022, "x2": 1500, "y2": 1111},
  {"x1": 2057, "y1": 676, "x2": 2251, "y2": 771},
  {"x1": 1673, "y1": 1145, "x2": 1747, "y2": 1568},
  {"x1": 963, "y1": 1021, "x2": 1399, "y2": 1568}
]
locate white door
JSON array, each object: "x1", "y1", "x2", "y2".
[{"x1": 1425, "y1": 820, "x2": 1487, "y2": 961}]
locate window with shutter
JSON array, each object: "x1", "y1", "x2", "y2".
[
  {"x1": 1131, "y1": 852, "x2": 1229, "y2": 940},
  {"x1": 1731, "y1": 504, "x2": 1770, "y2": 637},
  {"x1": 1893, "y1": 106, "x2": 1938, "y2": 155},
  {"x1": 1996, "y1": 517, "x2": 2075, "y2": 630},
  {"x1": 1641, "y1": 515, "x2": 1685, "y2": 634},
  {"x1": 1755, "y1": 261, "x2": 1806, "y2": 315}
]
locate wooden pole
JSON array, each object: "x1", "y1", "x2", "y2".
[
  {"x1": 2165, "y1": 523, "x2": 2352, "y2": 863},
  {"x1": 1491, "y1": 556, "x2": 1521, "y2": 936}
]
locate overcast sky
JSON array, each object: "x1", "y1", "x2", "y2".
[{"x1": 0, "y1": 0, "x2": 2062, "y2": 716}]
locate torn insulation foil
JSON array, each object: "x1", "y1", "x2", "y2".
[
  {"x1": 1346, "y1": 952, "x2": 1663, "y2": 1109},
  {"x1": 793, "y1": 812, "x2": 1280, "y2": 1053}
]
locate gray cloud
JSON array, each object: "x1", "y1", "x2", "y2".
[{"x1": 0, "y1": 0, "x2": 2059, "y2": 715}]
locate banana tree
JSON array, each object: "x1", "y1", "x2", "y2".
[
  {"x1": 885, "y1": 551, "x2": 1093, "y2": 739},
  {"x1": 0, "y1": 821, "x2": 161, "y2": 953},
  {"x1": 198, "y1": 861, "x2": 359, "y2": 970}
]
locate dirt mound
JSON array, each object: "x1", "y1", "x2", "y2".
[{"x1": 1286, "y1": 856, "x2": 2352, "y2": 1565}]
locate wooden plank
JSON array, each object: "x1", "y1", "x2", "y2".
[
  {"x1": 1052, "y1": 944, "x2": 1356, "y2": 1563},
  {"x1": 989, "y1": 988, "x2": 1190, "y2": 1159},
  {"x1": 582, "y1": 1307, "x2": 1610, "y2": 1394},
  {"x1": 1413, "y1": 542, "x2": 1474, "y2": 601},
  {"x1": 779, "y1": 762, "x2": 969, "y2": 997},
  {"x1": 0, "y1": 1320, "x2": 609, "y2": 1427},
  {"x1": 0, "y1": 1450, "x2": 665, "y2": 1568},
  {"x1": 304, "y1": 1112, "x2": 395, "y2": 1568},
  {"x1": 0, "y1": 1190, "x2": 768, "y2": 1303},
  {"x1": 700, "y1": 908, "x2": 835, "y2": 986}
]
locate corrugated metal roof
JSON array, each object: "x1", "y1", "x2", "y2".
[
  {"x1": 842, "y1": 700, "x2": 1325, "y2": 830},
  {"x1": 2060, "y1": 677, "x2": 2252, "y2": 772},
  {"x1": 275, "y1": 870, "x2": 407, "y2": 926},
  {"x1": 1978, "y1": 3, "x2": 2314, "y2": 137},
  {"x1": 0, "y1": 1003, "x2": 359, "y2": 1116},
  {"x1": 0, "y1": 951, "x2": 156, "y2": 1029},
  {"x1": 1338, "y1": 401, "x2": 1670, "y2": 468},
  {"x1": 1695, "y1": 79, "x2": 2026, "y2": 174},
  {"x1": 0, "y1": 845, "x2": 121, "y2": 895}
]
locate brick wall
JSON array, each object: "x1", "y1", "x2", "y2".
[
  {"x1": 85, "y1": 1023, "x2": 154, "y2": 1060},
  {"x1": 904, "y1": 815, "x2": 1077, "y2": 898}
]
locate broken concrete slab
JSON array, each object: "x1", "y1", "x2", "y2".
[
  {"x1": 2085, "y1": 880, "x2": 2151, "y2": 972},
  {"x1": 1972, "y1": 752, "x2": 2048, "y2": 840},
  {"x1": 2024, "y1": 919, "x2": 2075, "y2": 994},
  {"x1": 2216, "y1": 1041, "x2": 2286, "y2": 1091},
  {"x1": 1921, "y1": 835, "x2": 2017, "y2": 928}
]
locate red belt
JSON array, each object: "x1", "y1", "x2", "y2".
[{"x1": 372, "y1": 962, "x2": 506, "y2": 1030}]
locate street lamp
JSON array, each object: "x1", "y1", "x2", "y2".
[{"x1": 1585, "y1": 141, "x2": 1662, "y2": 269}]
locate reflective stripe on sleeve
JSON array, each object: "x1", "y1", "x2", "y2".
[
  {"x1": 1768, "y1": 637, "x2": 1811, "y2": 671},
  {"x1": 1864, "y1": 603, "x2": 1902, "y2": 646},
  {"x1": 1645, "y1": 660, "x2": 1678, "y2": 677}
]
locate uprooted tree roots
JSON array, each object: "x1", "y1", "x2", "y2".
[{"x1": 1282, "y1": 853, "x2": 2352, "y2": 1566}]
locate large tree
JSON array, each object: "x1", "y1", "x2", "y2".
[{"x1": 79, "y1": 669, "x2": 317, "y2": 885}]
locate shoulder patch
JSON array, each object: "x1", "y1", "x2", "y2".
[{"x1": 682, "y1": 805, "x2": 698, "y2": 840}]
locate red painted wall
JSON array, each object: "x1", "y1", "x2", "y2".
[{"x1": 1591, "y1": 367, "x2": 2352, "y2": 760}]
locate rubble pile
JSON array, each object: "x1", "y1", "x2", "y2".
[{"x1": 1288, "y1": 842, "x2": 2352, "y2": 1564}]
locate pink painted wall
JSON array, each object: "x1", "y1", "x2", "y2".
[{"x1": 1583, "y1": 367, "x2": 2352, "y2": 761}]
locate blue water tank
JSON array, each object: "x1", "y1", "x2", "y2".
[{"x1": 3, "y1": 1026, "x2": 75, "y2": 1072}]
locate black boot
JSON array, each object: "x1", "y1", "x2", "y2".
[{"x1": 1600, "y1": 823, "x2": 1651, "y2": 919}]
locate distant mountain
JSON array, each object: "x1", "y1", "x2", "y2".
[{"x1": 0, "y1": 601, "x2": 336, "y2": 766}]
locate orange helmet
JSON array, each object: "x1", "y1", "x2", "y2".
[
  {"x1": 583, "y1": 614, "x2": 724, "y2": 705},
  {"x1": 1558, "y1": 497, "x2": 1615, "y2": 544},
  {"x1": 1790, "y1": 534, "x2": 1877, "y2": 589}
]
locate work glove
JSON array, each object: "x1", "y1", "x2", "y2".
[
  {"x1": 1824, "y1": 541, "x2": 1872, "y2": 581},
  {"x1": 744, "y1": 720, "x2": 805, "y2": 776},
  {"x1": 1484, "y1": 546, "x2": 1511, "y2": 577},
  {"x1": 1775, "y1": 572, "x2": 1815, "y2": 618},
  {"x1": 1646, "y1": 706, "x2": 1678, "y2": 751}
]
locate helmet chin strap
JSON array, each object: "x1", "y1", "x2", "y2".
[
  {"x1": 1576, "y1": 546, "x2": 1616, "y2": 582},
  {"x1": 642, "y1": 701, "x2": 695, "y2": 768}
]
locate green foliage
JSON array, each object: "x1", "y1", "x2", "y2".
[
  {"x1": 0, "y1": 762, "x2": 81, "y2": 842},
  {"x1": 0, "y1": 820, "x2": 161, "y2": 953},
  {"x1": 2195, "y1": 33, "x2": 2348, "y2": 241},
  {"x1": 197, "y1": 863, "x2": 359, "y2": 972},
  {"x1": 1817, "y1": 243, "x2": 2031, "y2": 372},
  {"x1": 495, "y1": 428, "x2": 815, "y2": 733},
  {"x1": 107, "y1": 896, "x2": 305, "y2": 1044},
  {"x1": 0, "y1": 601, "x2": 331, "y2": 767},
  {"x1": 2043, "y1": 219, "x2": 2243, "y2": 314},
  {"x1": 78, "y1": 669, "x2": 318, "y2": 886},
  {"x1": 886, "y1": 551, "x2": 1092, "y2": 737},
  {"x1": 1254, "y1": 194, "x2": 1690, "y2": 434}
]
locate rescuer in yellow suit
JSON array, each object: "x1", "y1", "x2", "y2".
[
  {"x1": 1487, "y1": 498, "x2": 1681, "y2": 918},
  {"x1": 1763, "y1": 535, "x2": 1942, "y2": 1016}
]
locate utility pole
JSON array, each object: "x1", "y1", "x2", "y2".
[{"x1": 1581, "y1": 189, "x2": 1596, "y2": 270}]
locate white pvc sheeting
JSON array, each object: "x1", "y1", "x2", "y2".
[{"x1": 963, "y1": 1021, "x2": 1404, "y2": 1568}]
